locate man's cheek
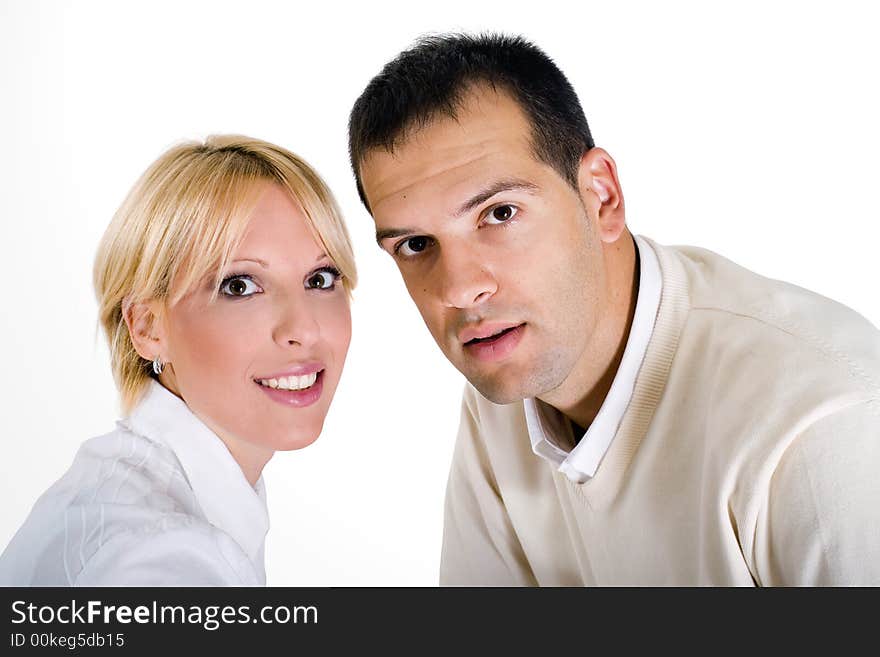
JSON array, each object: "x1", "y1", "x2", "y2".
[
  {"x1": 402, "y1": 276, "x2": 426, "y2": 304},
  {"x1": 422, "y1": 314, "x2": 449, "y2": 347}
]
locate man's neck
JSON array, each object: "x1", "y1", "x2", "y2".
[{"x1": 539, "y1": 232, "x2": 640, "y2": 431}]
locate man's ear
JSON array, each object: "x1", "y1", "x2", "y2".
[
  {"x1": 576, "y1": 147, "x2": 627, "y2": 243},
  {"x1": 123, "y1": 299, "x2": 168, "y2": 363}
]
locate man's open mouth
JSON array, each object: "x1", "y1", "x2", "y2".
[{"x1": 465, "y1": 324, "x2": 523, "y2": 346}]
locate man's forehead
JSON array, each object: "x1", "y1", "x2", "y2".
[
  {"x1": 363, "y1": 142, "x2": 499, "y2": 215},
  {"x1": 360, "y1": 87, "x2": 536, "y2": 219}
]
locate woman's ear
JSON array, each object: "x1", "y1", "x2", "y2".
[
  {"x1": 577, "y1": 147, "x2": 627, "y2": 243},
  {"x1": 123, "y1": 299, "x2": 168, "y2": 363}
]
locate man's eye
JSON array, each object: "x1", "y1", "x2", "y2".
[
  {"x1": 219, "y1": 275, "x2": 261, "y2": 297},
  {"x1": 306, "y1": 267, "x2": 341, "y2": 290},
  {"x1": 485, "y1": 204, "x2": 518, "y2": 225},
  {"x1": 396, "y1": 236, "x2": 432, "y2": 257}
]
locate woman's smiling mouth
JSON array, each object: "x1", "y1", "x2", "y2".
[
  {"x1": 256, "y1": 372, "x2": 319, "y2": 390},
  {"x1": 253, "y1": 365, "x2": 326, "y2": 407}
]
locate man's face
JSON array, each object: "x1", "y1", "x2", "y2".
[{"x1": 360, "y1": 85, "x2": 612, "y2": 404}]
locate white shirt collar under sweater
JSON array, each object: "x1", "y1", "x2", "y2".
[
  {"x1": 524, "y1": 234, "x2": 663, "y2": 483},
  {"x1": 121, "y1": 380, "x2": 269, "y2": 563}
]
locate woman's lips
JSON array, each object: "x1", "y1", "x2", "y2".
[
  {"x1": 255, "y1": 369, "x2": 325, "y2": 407},
  {"x1": 254, "y1": 361, "x2": 324, "y2": 379},
  {"x1": 462, "y1": 323, "x2": 526, "y2": 362}
]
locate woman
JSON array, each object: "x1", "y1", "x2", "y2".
[{"x1": 0, "y1": 135, "x2": 356, "y2": 585}]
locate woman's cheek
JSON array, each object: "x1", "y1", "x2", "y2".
[
  {"x1": 323, "y1": 296, "x2": 352, "y2": 357},
  {"x1": 175, "y1": 304, "x2": 264, "y2": 370}
]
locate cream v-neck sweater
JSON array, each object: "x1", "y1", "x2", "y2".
[{"x1": 440, "y1": 238, "x2": 880, "y2": 586}]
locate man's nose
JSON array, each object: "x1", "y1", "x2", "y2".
[{"x1": 437, "y1": 245, "x2": 497, "y2": 309}]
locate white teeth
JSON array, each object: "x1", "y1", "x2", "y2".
[{"x1": 258, "y1": 372, "x2": 318, "y2": 391}]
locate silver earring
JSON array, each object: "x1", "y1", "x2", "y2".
[{"x1": 152, "y1": 356, "x2": 164, "y2": 375}]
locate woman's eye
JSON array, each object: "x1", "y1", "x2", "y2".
[
  {"x1": 396, "y1": 236, "x2": 432, "y2": 257},
  {"x1": 306, "y1": 268, "x2": 341, "y2": 290},
  {"x1": 219, "y1": 275, "x2": 261, "y2": 297},
  {"x1": 485, "y1": 204, "x2": 518, "y2": 225}
]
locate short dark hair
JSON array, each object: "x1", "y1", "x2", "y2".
[{"x1": 348, "y1": 33, "x2": 595, "y2": 211}]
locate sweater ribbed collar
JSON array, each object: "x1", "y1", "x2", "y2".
[
  {"x1": 564, "y1": 236, "x2": 691, "y2": 505},
  {"x1": 524, "y1": 235, "x2": 663, "y2": 483}
]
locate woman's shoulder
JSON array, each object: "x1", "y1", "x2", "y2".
[
  {"x1": 3, "y1": 505, "x2": 257, "y2": 586},
  {"x1": 54, "y1": 422, "x2": 199, "y2": 516},
  {"x1": 73, "y1": 515, "x2": 261, "y2": 586},
  {"x1": 0, "y1": 423, "x2": 222, "y2": 586}
]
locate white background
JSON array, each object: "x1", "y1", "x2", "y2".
[{"x1": 1, "y1": 0, "x2": 878, "y2": 585}]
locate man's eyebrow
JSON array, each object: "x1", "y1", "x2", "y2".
[
  {"x1": 454, "y1": 178, "x2": 539, "y2": 217},
  {"x1": 375, "y1": 228, "x2": 416, "y2": 247},
  {"x1": 374, "y1": 179, "x2": 539, "y2": 246}
]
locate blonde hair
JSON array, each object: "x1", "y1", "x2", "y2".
[{"x1": 94, "y1": 135, "x2": 357, "y2": 413}]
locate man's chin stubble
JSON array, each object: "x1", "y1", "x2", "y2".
[{"x1": 462, "y1": 359, "x2": 571, "y2": 406}]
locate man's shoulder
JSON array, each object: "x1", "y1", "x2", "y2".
[
  {"x1": 656, "y1": 240, "x2": 880, "y2": 396},
  {"x1": 662, "y1": 241, "x2": 877, "y2": 336}
]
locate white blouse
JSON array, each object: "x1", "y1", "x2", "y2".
[{"x1": 0, "y1": 380, "x2": 269, "y2": 586}]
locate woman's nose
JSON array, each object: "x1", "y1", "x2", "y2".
[{"x1": 272, "y1": 295, "x2": 320, "y2": 348}]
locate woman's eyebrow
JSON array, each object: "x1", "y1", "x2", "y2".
[
  {"x1": 230, "y1": 254, "x2": 330, "y2": 266},
  {"x1": 230, "y1": 257, "x2": 269, "y2": 268}
]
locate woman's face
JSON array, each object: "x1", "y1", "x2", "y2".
[{"x1": 158, "y1": 183, "x2": 352, "y2": 467}]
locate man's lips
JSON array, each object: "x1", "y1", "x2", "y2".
[
  {"x1": 461, "y1": 323, "x2": 526, "y2": 363},
  {"x1": 460, "y1": 322, "x2": 525, "y2": 345}
]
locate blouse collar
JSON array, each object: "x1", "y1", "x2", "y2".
[{"x1": 122, "y1": 380, "x2": 270, "y2": 562}]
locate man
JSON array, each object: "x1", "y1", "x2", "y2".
[{"x1": 348, "y1": 34, "x2": 880, "y2": 585}]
